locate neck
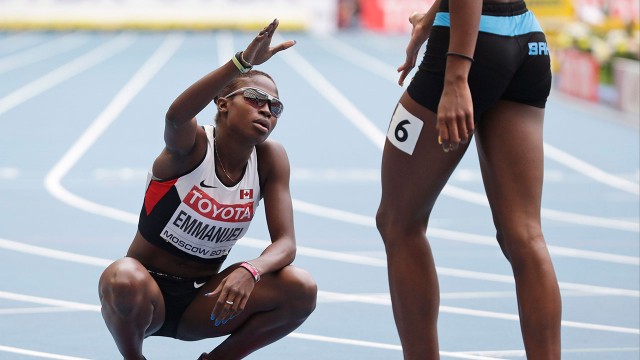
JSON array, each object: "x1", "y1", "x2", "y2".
[{"x1": 214, "y1": 129, "x2": 251, "y2": 184}]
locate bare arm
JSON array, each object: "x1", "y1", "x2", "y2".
[
  {"x1": 154, "y1": 20, "x2": 295, "y2": 179},
  {"x1": 205, "y1": 141, "x2": 296, "y2": 322},
  {"x1": 436, "y1": 0, "x2": 481, "y2": 151},
  {"x1": 398, "y1": 0, "x2": 442, "y2": 86},
  {"x1": 251, "y1": 141, "x2": 296, "y2": 274}
]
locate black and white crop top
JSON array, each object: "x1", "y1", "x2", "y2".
[{"x1": 138, "y1": 125, "x2": 261, "y2": 264}]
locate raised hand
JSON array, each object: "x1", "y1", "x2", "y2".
[{"x1": 242, "y1": 19, "x2": 296, "y2": 66}]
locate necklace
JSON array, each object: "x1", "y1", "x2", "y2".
[{"x1": 214, "y1": 136, "x2": 236, "y2": 183}]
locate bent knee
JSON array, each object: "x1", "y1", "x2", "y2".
[
  {"x1": 280, "y1": 267, "x2": 317, "y2": 317},
  {"x1": 99, "y1": 260, "x2": 150, "y2": 317}
]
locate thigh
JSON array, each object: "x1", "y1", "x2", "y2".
[
  {"x1": 175, "y1": 264, "x2": 311, "y2": 340},
  {"x1": 379, "y1": 92, "x2": 472, "y2": 226},
  {"x1": 475, "y1": 100, "x2": 545, "y2": 236}
]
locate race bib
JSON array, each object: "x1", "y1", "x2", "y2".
[{"x1": 386, "y1": 103, "x2": 423, "y2": 155}]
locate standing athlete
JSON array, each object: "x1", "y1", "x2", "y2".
[{"x1": 376, "y1": 1, "x2": 561, "y2": 359}]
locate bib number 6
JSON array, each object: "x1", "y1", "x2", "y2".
[
  {"x1": 394, "y1": 120, "x2": 410, "y2": 142},
  {"x1": 386, "y1": 103, "x2": 423, "y2": 155}
]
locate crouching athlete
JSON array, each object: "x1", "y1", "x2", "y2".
[{"x1": 98, "y1": 19, "x2": 317, "y2": 360}]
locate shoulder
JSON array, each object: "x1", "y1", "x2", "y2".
[
  {"x1": 153, "y1": 125, "x2": 209, "y2": 180},
  {"x1": 256, "y1": 138, "x2": 287, "y2": 159},
  {"x1": 256, "y1": 139, "x2": 290, "y2": 183}
]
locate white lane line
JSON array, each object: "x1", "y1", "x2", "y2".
[
  {"x1": 320, "y1": 36, "x2": 640, "y2": 196},
  {"x1": 315, "y1": 35, "x2": 401, "y2": 85},
  {"x1": 0, "y1": 32, "x2": 89, "y2": 74},
  {"x1": 465, "y1": 347, "x2": 640, "y2": 357},
  {"x1": 242, "y1": 237, "x2": 640, "y2": 297},
  {"x1": 0, "y1": 291, "x2": 100, "y2": 312},
  {"x1": 291, "y1": 199, "x2": 640, "y2": 265},
  {"x1": 2, "y1": 285, "x2": 638, "y2": 337},
  {"x1": 544, "y1": 143, "x2": 639, "y2": 195},
  {"x1": 561, "y1": 347, "x2": 640, "y2": 355},
  {"x1": 279, "y1": 36, "x2": 386, "y2": 148},
  {"x1": 1, "y1": 235, "x2": 637, "y2": 299},
  {"x1": 288, "y1": 333, "x2": 503, "y2": 359},
  {"x1": 0, "y1": 292, "x2": 397, "y2": 359},
  {"x1": 0, "y1": 345, "x2": 90, "y2": 360},
  {"x1": 0, "y1": 238, "x2": 112, "y2": 267},
  {"x1": 320, "y1": 290, "x2": 618, "y2": 302},
  {"x1": 3, "y1": 287, "x2": 634, "y2": 357},
  {"x1": 0, "y1": 33, "x2": 136, "y2": 117},
  {"x1": 0, "y1": 306, "x2": 90, "y2": 315},
  {"x1": 442, "y1": 186, "x2": 639, "y2": 232},
  {"x1": 0, "y1": 167, "x2": 20, "y2": 180},
  {"x1": 44, "y1": 33, "x2": 185, "y2": 224},
  {"x1": 317, "y1": 291, "x2": 639, "y2": 335}
]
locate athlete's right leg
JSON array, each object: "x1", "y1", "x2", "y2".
[
  {"x1": 98, "y1": 257, "x2": 165, "y2": 360},
  {"x1": 376, "y1": 92, "x2": 471, "y2": 360}
]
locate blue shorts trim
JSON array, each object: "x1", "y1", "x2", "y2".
[{"x1": 433, "y1": 11, "x2": 543, "y2": 36}]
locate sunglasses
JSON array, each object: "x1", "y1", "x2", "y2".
[{"x1": 223, "y1": 87, "x2": 284, "y2": 118}]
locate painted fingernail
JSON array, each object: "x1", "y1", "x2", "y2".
[
  {"x1": 222, "y1": 319, "x2": 228, "y2": 324},
  {"x1": 210, "y1": 314, "x2": 216, "y2": 321},
  {"x1": 215, "y1": 320, "x2": 221, "y2": 326}
]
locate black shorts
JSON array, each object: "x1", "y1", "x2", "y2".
[
  {"x1": 407, "y1": 0, "x2": 552, "y2": 120},
  {"x1": 148, "y1": 269, "x2": 211, "y2": 338}
]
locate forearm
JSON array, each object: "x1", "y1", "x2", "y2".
[
  {"x1": 445, "y1": 0, "x2": 481, "y2": 82},
  {"x1": 250, "y1": 238, "x2": 296, "y2": 276},
  {"x1": 165, "y1": 60, "x2": 240, "y2": 126}
]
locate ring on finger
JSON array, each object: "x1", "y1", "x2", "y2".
[{"x1": 225, "y1": 300, "x2": 234, "y2": 305}]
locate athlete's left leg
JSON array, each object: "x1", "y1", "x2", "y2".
[
  {"x1": 177, "y1": 265, "x2": 317, "y2": 359},
  {"x1": 475, "y1": 100, "x2": 561, "y2": 359}
]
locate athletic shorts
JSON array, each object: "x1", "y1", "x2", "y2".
[
  {"x1": 407, "y1": 0, "x2": 552, "y2": 120},
  {"x1": 148, "y1": 269, "x2": 211, "y2": 338}
]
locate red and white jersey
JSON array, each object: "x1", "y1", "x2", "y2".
[{"x1": 138, "y1": 125, "x2": 260, "y2": 264}]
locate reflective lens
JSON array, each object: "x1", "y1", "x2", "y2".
[{"x1": 224, "y1": 87, "x2": 284, "y2": 118}]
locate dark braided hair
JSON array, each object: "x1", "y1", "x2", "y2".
[{"x1": 214, "y1": 70, "x2": 276, "y2": 123}]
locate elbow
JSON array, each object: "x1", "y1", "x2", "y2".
[
  {"x1": 165, "y1": 106, "x2": 180, "y2": 127},
  {"x1": 287, "y1": 244, "x2": 297, "y2": 265}
]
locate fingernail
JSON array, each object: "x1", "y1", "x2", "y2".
[
  {"x1": 438, "y1": 135, "x2": 442, "y2": 145},
  {"x1": 222, "y1": 319, "x2": 228, "y2": 324},
  {"x1": 215, "y1": 320, "x2": 221, "y2": 326},
  {"x1": 210, "y1": 314, "x2": 216, "y2": 321}
]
